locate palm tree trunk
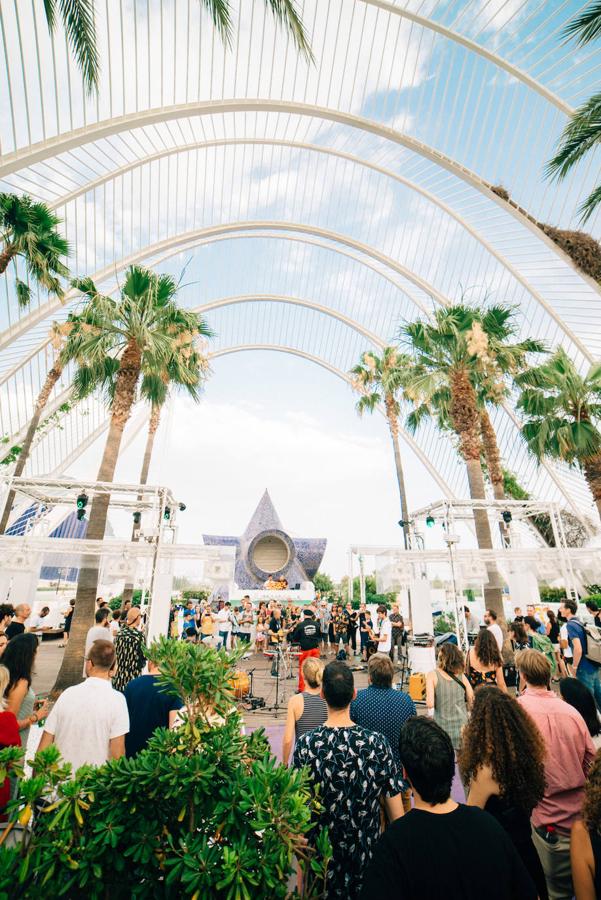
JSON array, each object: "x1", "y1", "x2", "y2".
[
  {"x1": 583, "y1": 455, "x2": 601, "y2": 520},
  {"x1": 122, "y1": 404, "x2": 161, "y2": 606},
  {"x1": 450, "y1": 370, "x2": 505, "y2": 621},
  {"x1": 480, "y1": 408, "x2": 508, "y2": 543},
  {"x1": 387, "y1": 403, "x2": 410, "y2": 550},
  {"x1": 0, "y1": 245, "x2": 16, "y2": 274},
  {"x1": 0, "y1": 361, "x2": 64, "y2": 534},
  {"x1": 52, "y1": 340, "x2": 141, "y2": 694}
]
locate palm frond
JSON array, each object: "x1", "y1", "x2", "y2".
[
  {"x1": 15, "y1": 278, "x2": 31, "y2": 309},
  {"x1": 264, "y1": 0, "x2": 313, "y2": 61},
  {"x1": 44, "y1": 0, "x2": 99, "y2": 93},
  {"x1": 546, "y1": 93, "x2": 601, "y2": 181},
  {"x1": 578, "y1": 180, "x2": 601, "y2": 224},
  {"x1": 562, "y1": 1, "x2": 601, "y2": 46},
  {"x1": 199, "y1": 0, "x2": 233, "y2": 43}
]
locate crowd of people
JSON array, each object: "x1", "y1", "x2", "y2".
[{"x1": 1, "y1": 592, "x2": 601, "y2": 898}]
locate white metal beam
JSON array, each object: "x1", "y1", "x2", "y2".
[{"x1": 47, "y1": 137, "x2": 588, "y2": 362}]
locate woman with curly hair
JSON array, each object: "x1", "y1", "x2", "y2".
[
  {"x1": 465, "y1": 628, "x2": 507, "y2": 691},
  {"x1": 572, "y1": 750, "x2": 601, "y2": 899},
  {"x1": 458, "y1": 686, "x2": 547, "y2": 899}
]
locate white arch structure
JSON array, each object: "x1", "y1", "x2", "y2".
[{"x1": 1, "y1": 0, "x2": 599, "y2": 520}]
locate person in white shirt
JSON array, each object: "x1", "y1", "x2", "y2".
[
  {"x1": 374, "y1": 605, "x2": 392, "y2": 654},
  {"x1": 109, "y1": 609, "x2": 121, "y2": 638},
  {"x1": 30, "y1": 606, "x2": 52, "y2": 633},
  {"x1": 484, "y1": 608, "x2": 504, "y2": 654},
  {"x1": 216, "y1": 602, "x2": 234, "y2": 650},
  {"x1": 38, "y1": 639, "x2": 129, "y2": 771},
  {"x1": 83, "y1": 607, "x2": 113, "y2": 676}
]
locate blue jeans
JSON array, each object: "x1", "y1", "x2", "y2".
[
  {"x1": 577, "y1": 665, "x2": 601, "y2": 711},
  {"x1": 218, "y1": 630, "x2": 229, "y2": 649}
]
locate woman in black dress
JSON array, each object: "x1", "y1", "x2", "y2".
[{"x1": 458, "y1": 686, "x2": 548, "y2": 900}]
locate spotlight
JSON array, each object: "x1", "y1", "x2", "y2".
[
  {"x1": 163, "y1": 506, "x2": 171, "y2": 521},
  {"x1": 425, "y1": 515, "x2": 435, "y2": 528},
  {"x1": 133, "y1": 511, "x2": 141, "y2": 525},
  {"x1": 502, "y1": 510, "x2": 512, "y2": 524},
  {"x1": 179, "y1": 502, "x2": 186, "y2": 512},
  {"x1": 76, "y1": 492, "x2": 88, "y2": 521}
]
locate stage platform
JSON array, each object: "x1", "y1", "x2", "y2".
[{"x1": 229, "y1": 588, "x2": 315, "y2": 604}]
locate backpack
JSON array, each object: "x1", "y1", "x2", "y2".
[
  {"x1": 336, "y1": 649, "x2": 347, "y2": 661},
  {"x1": 573, "y1": 618, "x2": 601, "y2": 666}
]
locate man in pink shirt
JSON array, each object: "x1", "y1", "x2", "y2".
[{"x1": 517, "y1": 649, "x2": 595, "y2": 900}]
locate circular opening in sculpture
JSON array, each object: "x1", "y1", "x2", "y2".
[{"x1": 251, "y1": 535, "x2": 290, "y2": 574}]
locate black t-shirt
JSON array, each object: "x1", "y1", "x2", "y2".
[
  {"x1": 123, "y1": 674, "x2": 183, "y2": 757},
  {"x1": 291, "y1": 617, "x2": 320, "y2": 650},
  {"x1": 360, "y1": 804, "x2": 536, "y2": 900},
  {"x1": 5, "y1": 621, "x2": 25, "y2": 640}
]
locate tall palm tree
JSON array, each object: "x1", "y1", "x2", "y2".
[
  {"x1": 0, "y1": 194, "x2": 70, "y2": 305},
  {"x1": 400, "y1": 304, "x2": 542, "y2": 619},
  {"x1": 42, "y1": 0, "x2": 312, "y2": 94},
  {"x1": 517, "y1": 348, "x2": 601, "y2": 518},
  {"x1": 52, "y1": 266, "x2": 207, "y2": 692},
  {"x1": 546, "y1": 4, "x2": 601, "y2": 222},
  {"x1": 350, "y1": 347, "x2": 411, "y2": 548},
  {"x1": 120, "y1": 339, "x2": 212, "y2": 606}
]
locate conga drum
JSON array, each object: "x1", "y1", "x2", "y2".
[{"x1": 229, "y1": 670, "x2": 250, "y2": 699}]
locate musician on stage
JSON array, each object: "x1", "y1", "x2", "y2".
[{"x1": 290, "y1": 608, "x2": 321, "y2": 692}]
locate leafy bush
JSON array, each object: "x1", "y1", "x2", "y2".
[
  {"x1": 433, "y1": 612, "x2": 456, "y2": 635},
  {"x1": 538, "y1": 586, "x2": 567, "y2": 604},
  {"x1": 108, "y1": 589, "x2": 143, "y2": 610},
  {"x1": 181, "y1": 589, "x2": 210, "y2": 602},
  {"x1": 0, "y1": 640, "x2": 330, "y2": 898}
]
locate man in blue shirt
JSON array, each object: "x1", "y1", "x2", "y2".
[
  {"x1": 124, "y1": 659, "x2": 183, "y2": 756},
  {"x1": 560, "y1": 597, "x2": 601, "y2": 710},
  {"x1": 351, "y1": 652, "x2": 416, "y2": 809}
]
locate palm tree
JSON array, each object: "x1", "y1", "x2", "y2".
[
  {"x1": 545, "y1": 4, "x2": 601, "y2": 222},
  {"x1": 400, "y1": 304, "x2": 542, "y2": 619},
  {"x1": 52, "y1": 266, "x2": 207, "y2": 692},
  {"x1": 42, "y1": 0, "x2": 312, "y2": 94},
  {"x1": 120, "y1": 338, "x2": 212, "y2": 606},
  {"x1": 517, "y1": 348, "x2": 601, "y2": 518},
  {"x1": 350, "y1": 347, "x2": 411, "y2": 548},
  {"x1": 0, "y1": 194, "x2": 70, "y2": 305}
]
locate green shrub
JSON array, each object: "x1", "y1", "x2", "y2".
[
  {"x1": 538, "y1": 586, "x2": 567, "y2": 604},
  {"x1": 433, "y1": 612, "x2": 456, "y2": 635},
  {"x1": 0, "y1": 639, "x2": 330, "y2": 898}
]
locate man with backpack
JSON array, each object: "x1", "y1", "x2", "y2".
[{"x1": 560, "y1": 598, "x2": 601, "y2": 710}]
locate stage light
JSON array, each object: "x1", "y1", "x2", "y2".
[
  {"x1": 398, "y1": 519, "x2": 409, "y2": 528},
  {"x1": 179, "y1": 502, "x2": 186, "y2": 512},
  {"x1": 502, "y1": 510, "x2": 512, "y2": 524},
  {"x1": 426, "y1": 515, "x2": 435, "y2": 528},
  {"x1": 133, "y1": 511, "x2": 141, "y2": 525},
  {"x1": 76, "y1": 492, "x2": 88, "y2": 521},
  {"x1": 163, "y1": 506, "x2": 171, "y2": 521}
]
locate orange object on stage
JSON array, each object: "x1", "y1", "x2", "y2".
[{"x1": 229, "y1": 670, "x2": 251, "y2": 699}]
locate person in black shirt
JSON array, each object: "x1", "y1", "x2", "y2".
[
  {"x1": 268, "y1": 607, "x2": 286, "y2": 676},
  {"x1": 291, "y1": 609, "x2": 321, "y2": 692},
  {"x1": 360, "y1": 718, "x2": 536, "y2": 900},
  {"x1": 5, "y1": 603, "x2": 30, "y2": 640},
  {"x1": 586, "y1": 599, "x2": 601, "y2": 628}
]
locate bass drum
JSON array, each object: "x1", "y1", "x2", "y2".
[{"x1": 229, "y1": 670, "x2": 250, "y2": 699}]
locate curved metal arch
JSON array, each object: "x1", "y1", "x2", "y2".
[
  {"x1": 195, "y1": 295, "x2": 384, "y2": 347},
  {"x1": 0, "y1": 220, "x2": 444, "y2": 353},
  {"x1": 49, "y1": 138, "x2": 586, "y2": 364},
  {"x1": 359, "y1": 0, "x2": 572, "y2": 115},
  {"x1": 2, "y1": 100, "x2": 593, "y2": 297},
  {"x1": 209, "y1": 343, "x2": 456, "y2": 498}
]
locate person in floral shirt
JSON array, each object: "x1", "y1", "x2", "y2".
[
  {"x1": 293, "y1": 661, "x2": 404, "y2": 898},
  {"x1": 113, "y1": 607, "x2": 146, "y2": 692}
]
